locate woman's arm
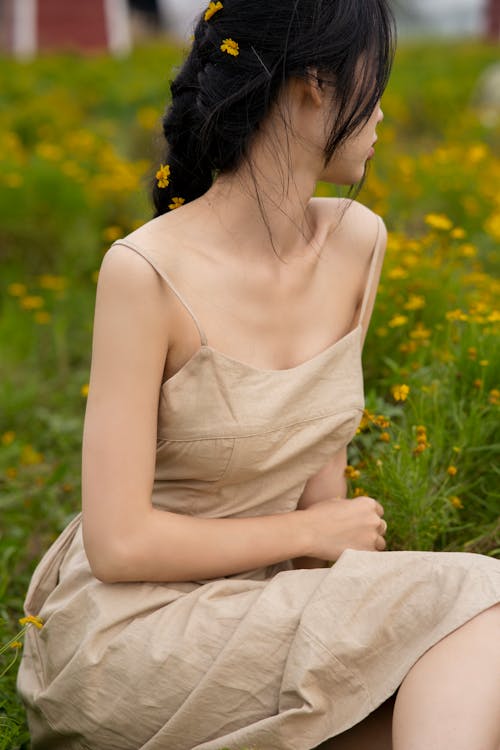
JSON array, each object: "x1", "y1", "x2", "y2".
[
  {"x1": 293, "y1": 446, "x2": 348, "y2": 569},
  {"x1": 82, "y1": 246, "x2": 311, "y2": 583}
]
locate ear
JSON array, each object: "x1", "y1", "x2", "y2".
[{"x1": 305, "y1": 66, "x2": 325, "y2": 108}]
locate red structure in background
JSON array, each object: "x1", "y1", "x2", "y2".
[
  {"x1": 38, "y1": 0, "x2": 108, "y2": 52},
  {"x1": 0, "y1": 0, "x2": 131, "y2": 57},
  {"x1": 486, "y1": 0, "x2": 500, "y2": 39}
]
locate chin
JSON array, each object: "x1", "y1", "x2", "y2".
[{"x1": 320, "y1": 162, "x2": 367, "y2": 187}]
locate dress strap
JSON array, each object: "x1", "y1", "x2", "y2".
[
  {"x1": 358, "y1": 215, "x2": 385, "y2": 329},
  {"x1": 112, "y1": 239, "x2": 208, "y2": 346}
]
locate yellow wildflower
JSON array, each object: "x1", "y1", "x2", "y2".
[
  {"x1": 460, "y1": 243, "x2": 478, "y2": 258},
  {"x1": 479, "y1": 360, "x2": 489, "y2": 367},
  {"x1": 489, "y1": 389, "x2": 500, "y2": 405},
  {"x1": 19, "y1": 615, "x2": 44, "y2": 630},
  {"x1": 467, "y1": 144, "x2": 487, "y2": 163},
  {"x1": 81, "y1": 384, "x2": 90, "y2": 398},
  {"x1": 447, "y1": 466, "x2": 458, "y2": 477},
  {"x1": 391, "y1": 384, "x2": 410, "y2": 402},
  {"x1": 357, "y1": 410, "x2": 374, "y2": 432},
  {"x1": 353, "y1": 487, "x2": 366, "y2": 498},
  {"x1": 36, "y1": 142, "x2": 62, "y2": 161},
  {"x1": 409, "y1": 323, "x2": 432, "y2": 341},
  {"x1": 221, "y1": 38, "x2": 240, "y2": 56},
  {"x1": 467, "y1": 347, "x2": 477, "y2": 360},
  {"x1": 399, "y1": 341, "x2": 418, "y2": 354},
  {"x1": 449, "y1": 496, "x2": 463, "y2": 510},
  {"x1": 425, "y1": 213, "x2": 453, "y2": 231},
  {"x1": 344, "y1": 465, "x2": 361, "y2": 480},
  {"x1": 445, "y1": 309, "x2": 468, "y2": 323},
  {"x1": 487, "y1": 310, "x2": 500, "y2": 323},
  {"x1": 485, "y1": 213, "x2": 500, "y2": 242},
  {"x1": 388, "y1": 314, "x2": 409, "y2": 328},
  {"x1": 376, "y1": 327, "x2": 388, "y2": 338},
  {"x1": 1, "y1": 431, "x2": 15, "y2": 445},
  {"x1": 168, "y1": 197, "x2": 185, "y2": 211},
  {"x1": 404, "y1": 294, "x2": 426, "y2": 311},
  {"x1": 450, "y1": 227, "x2": 466, "y2": 239},
  {"x1": 38, "y1": 274, "x2": 67, "y2": 292},
  {"x1": 388, "y1": 267, "x2": 409, "y2": 280},
  {"x1": 379, "y1": 432, "x2": 391, "y2": 443},
  {"x1": 103, "y1": 226, "x2": 122, "y2": 242},
  {"x1": 8, "y1": 282, "x2": 27, "y2": 297},
  {"x1": 416, "y1": 425, "x2": 427, "y2": 435},
  {"x1": 34, "y1": 311, "x2": 51, "y2": 325},
  {"x1": 374, "y1": 415, "x2": 391, "y2": 429},
  {"x1": 204, "y1": 1, "x2": 223, "y2": 21},
  {"x1": 473, "y1": 379, "x2": 483, "y2": 389},
  {"x1": 20, "y1": 295, "x2": 44, "y2": 311},
  {"x1": 21, "y1": 445, "x2": 43, "y2": 466},
  {"x1": 413, "y1": 443, "x2": 427, "y2": 455},
  {"x1": 156, "y1": 163, "x2": 171, "y2": 189},
  {"x1": 9, "y1": 641, "x2": 23, "y2": 649}
]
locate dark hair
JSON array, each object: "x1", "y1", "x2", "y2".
[{"x1": 152, "y1": 0, "x2": 396, "y2": 216}]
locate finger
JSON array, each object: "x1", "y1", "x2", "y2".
[
  {"x1": 379, "y1": 519, "x2": 388, "y2": 535},
  {"x1": 375, "y1": 501, "x2": 384, "y2": 517},
  {"x1": 376, "y1": 535, "x2": 387, "y2": 551}
]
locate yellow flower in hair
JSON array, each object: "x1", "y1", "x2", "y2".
[
  {"x1": 169, "y1": 197, "x2": 185, "y2": 211},
  {"x1": 221, "y1": 38, "x2": 239, "y2": 57},
  {"x1": 156, "y1": 163, "x2": 171, "y2": 189},
  {"x1": 205, "y1": 1, "x2": 223, "y2": 21}
]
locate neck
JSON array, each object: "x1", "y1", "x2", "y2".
[{"x1": 199, "y1": 116, "x2": 324, "y2": 262}]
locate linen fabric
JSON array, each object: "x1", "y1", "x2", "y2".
[{"x1": 17, "y1": 226, "x2": 500, "y2": 749}]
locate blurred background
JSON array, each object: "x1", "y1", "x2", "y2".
[
  {"x1": 0, "y1": 0, "x2": 499, "y2": 54},
  {"x1": 0, "y1": 3, "x2": 499, "y2": 748}
]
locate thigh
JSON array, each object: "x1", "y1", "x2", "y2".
[{"x1": 314, "y1": 693, "x2": 396, "y2": 750}]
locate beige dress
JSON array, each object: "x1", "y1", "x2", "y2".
[{"x1": 18, "y1": 232, "x2": 500, "y2": 750}]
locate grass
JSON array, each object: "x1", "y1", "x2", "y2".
[{"x1": 0, "y1": 38, "x2": 499, "y2": 749}]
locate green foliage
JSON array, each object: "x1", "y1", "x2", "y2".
[{"x1": 1, "y1": 39, "x2": 499, "y2": 748}]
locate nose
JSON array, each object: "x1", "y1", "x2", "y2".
[{"x1": 377, "y1": 106, "x2": 384, "y2": 124}]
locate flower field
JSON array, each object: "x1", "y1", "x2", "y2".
[{"x1": 1, "y1": 40, "x2": 499, "y2": 748}]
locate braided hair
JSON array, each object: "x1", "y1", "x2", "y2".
[{"x1": 152, "y1": 0, "x2": 395, "y2": 216}]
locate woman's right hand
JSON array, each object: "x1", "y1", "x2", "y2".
[{"x1": 301, "y1": 496, "x2": 387, "y2": 561}]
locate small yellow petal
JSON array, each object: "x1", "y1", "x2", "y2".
[
  {"x1": 156, "y1": 164, "x2": 171, "y2": 189},
  {"x1": 168, "y1": 197, "x2": 185, "y2": 211},
  {"x1": 204, "y1": 1, "x2": 223, "y2": 21},
  {"x1": 221, "y1": 38, "x2": 239, "y2": 56}
]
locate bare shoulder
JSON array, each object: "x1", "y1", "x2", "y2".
[
  {"x1": 98, "y1": 222, "x2": 172, "y2": 301},
  {"x1": 312, "y1": 197, "x2": 387, "y2": 262}
]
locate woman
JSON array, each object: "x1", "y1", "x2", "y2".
[{"x1": 18, "y1": 1, "x2": 500, "y2": 749}]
